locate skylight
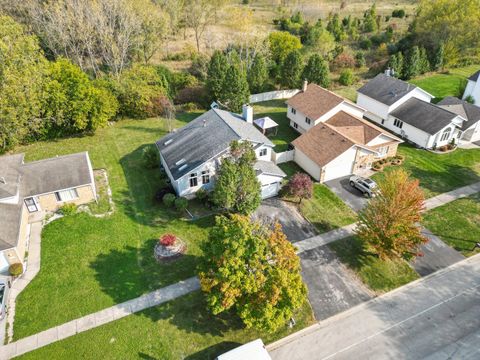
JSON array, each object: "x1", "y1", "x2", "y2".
[
  {"x1": 179, "y1": 164, "x2": 188, "y2": 171},
  {"x1": 175, "y1": 158, "x2": 186, "y2": 166},
  {"x1": 164, "y1": 139, "x2": 173, "y2": 146}
]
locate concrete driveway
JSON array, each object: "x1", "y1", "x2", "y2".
[
  {"x1": 254, "y1": 198, "x2": 316, "y2": 243},
  {"x1": 324, "y1": 176, "x2": 369, "y2": 212}
]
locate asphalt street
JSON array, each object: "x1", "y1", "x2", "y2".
[{"x1": 268, "y1": 255, "x2": 480, "y2": 360}]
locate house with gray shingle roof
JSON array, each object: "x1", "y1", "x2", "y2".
[
  {"x1": 0, "y1": 152, "x2": 96, "y2": 273},
  {"x1": 156, "y1": 105, "x2": 286, "y2": 199},
  {"x1": 438, "y1": 96, "x2": 480, "y2": 143},
  {"x1": 462, "y1": 70, "x2": 480, "y2": 105},
  {"x1": 356, "y1": 73, "x2": 470, "y2": 149}
]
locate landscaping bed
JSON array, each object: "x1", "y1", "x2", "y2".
[
  {"x1": 329, "y1": 237, "x2": 419, "y2": 293},
  {"x1": 422, "y1": 193, "x2": 480, "y2": 257}
]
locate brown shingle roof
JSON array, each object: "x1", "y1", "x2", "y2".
[
  {"x1": 286, "y1": 83, "x2": 344, "y2": 120},
  {"x1": 292, "y1": 123, "x2": 355, "y2": 167},
  {"x1": 293, "y1": 111, "x2": 402, "y2": 167}
]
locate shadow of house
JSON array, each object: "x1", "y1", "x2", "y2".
[{"x1": 184, "y1": 342, "x2": 243, "y2": 360}]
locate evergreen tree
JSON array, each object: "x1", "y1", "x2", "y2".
[
  {"x1": 362, "y1": 4, "x2": 378, "y2": 33},
  {"x1": 302, "y1": 54, "x2": 330, "y2": 88},
  {"x1": 418, "y1": 47, "x2": 431, "y2": 74},
  {"x1": 403, "y1": 46, "x2": 421, "y2": 80},
  {"x1": 220, "y1": 63, "x2": 250, "y2": 113},
  {"x1": 281, "y1": 50, "x2": 303, "y2": 88},
  {"x1": 326, "y1": 13, "x2": 346, "y2": 41},
  {"x1": 206, "y1": 50, "x2": 229, "y2": 102},
  {"x1": 388, "y1": 52, "x2": 404, "y2": 78},
  {"x1": 247, "y1": 53, "x2": 268, "y2": 93},
  {"x1": 432, "y1": 42, "x2": 445, "y2": 71}
]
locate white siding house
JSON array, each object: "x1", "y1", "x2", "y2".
[{"x1": 462, "y1": 70, "x2": 480, "y2": 105}]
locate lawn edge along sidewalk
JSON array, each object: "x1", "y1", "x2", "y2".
[{"x1": 0, "y1": 277, "x2": 200, "y2": 359}]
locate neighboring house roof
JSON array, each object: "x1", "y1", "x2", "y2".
[
  {"x1": 254, "y1": 117, "x2": 278, "y2": 130},
  {"x1": 437, "y1": 96, "x2": 480, "y2": 131},
  {"x1": 468, "y1": 70, "x2": 480, "y2": 82},
  {"x1": 286, "y1": 83, "x2": 344, "y2": 120},
  {"x1": 0, "y1": 154, "x2": 23, "y2": 200},
  {"x1": 357, "y1": 74, "x2": 431, "y2": 106},
  {"x1": 390, "y1": 98, "x2": 461, "y2": 135},
  {"x1": 156, "y1": 108, "x2": 274, "y2": 181},
  {"x1": 0, "y1": 151, "x2": 94, "y2": 251},
  {"x1": 254, "y1": 160, "x2": 286, "y2": 178},
  {"x1": 293, "y1": 111, "x2": 400, "y2": 167}
]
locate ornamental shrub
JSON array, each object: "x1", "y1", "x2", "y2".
[
  {"x1": 141, "y1": 145, "x2": 160, "y2": 169},
  {"x1": 160, "y1": 233, "x2": 176, "y2": 247},
  {"x1": 339, "y1": 69, "x2": 355, "y2": 86},
  {"x1": 163, "y1": 193, "x2": 176, "y2": 207},
  {"x1": 174, "y1": 197, "x2": 188, "y2": 212},
  {"x1": 196, "y1": 189, "x2": 208, "y2": 202},
  {"x1": 9, "y1": 263, "x2": 23, "y2": 276},
  {"x1": 60, "y1": 203, "x2": 77, "y2": 216}
]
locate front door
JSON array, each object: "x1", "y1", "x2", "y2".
[{"x1": 24, "y1": 197, "x2": 39, "y2": 212}]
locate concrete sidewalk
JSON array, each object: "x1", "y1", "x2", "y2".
[
  {"x1": 294, "y1": 224, "x2": 356, "y2": 254},
  {"x1": 0, "y1": 277, "x2": 200, "y2": 359},
  {"x1": 268, "y1": 254, "x2": 480, "y2": 360},
  {"x1": 424, "y1": 181, "x2": 480, "y2": 210}
]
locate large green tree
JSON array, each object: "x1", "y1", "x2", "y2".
[
  {"x1": 220, "y1": 63, "x2": 250, "y2": 113},
  {"x1": 247, "y1": 53, "x2": 268, "y2": 94},
  {"x1": 211, "y1": 141, "x2": 261, "y2": 214},
  {"x1": 302, "y1": 54, "x2": 330, "y2": 88},
  {"x1": 206, "y1": 50, "x2": 229, "y2": 102},
  {"x1": 356, "y1": 169, "x2": 427, "y2": 260},
  {"x1": 42, "y1": 58, "x2": 118, "y2": 136},
  {"x1": 198, "y1": 214, "x2": 307, "y2": 331},
  {"x1": 268, "y1": 31, "x2": 302, "y2": 64},
  {"x1": 402, "y1": 46, "x2": 421, "y2": 80},
  {"x1": 0, "y1": 15, "x2": 45, "y2": 151},
  {"x1": 281, "y1": 50, "x2": 303, "y2": 88}
]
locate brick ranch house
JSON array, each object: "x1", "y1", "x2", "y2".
[{"x1": 0, "y1": 152, "x2": 96, "y2": 272}]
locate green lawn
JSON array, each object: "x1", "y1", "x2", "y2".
[
  {"x1": 410, "y1": 65, "x2": 480, "y2": 101},
  {"x1": 13, "y1": 115, "x2": 215, "y2": 339},
  {"x1": 17, "y1": 292, "x2": 315, "y2": 360},
  {"x1": 329, "y1": 237, "x2": 419, "y2": 293},
  {"x1": 300, "y1": 184, "x2": 357, "y2": 233},
  {"x1": 373, "y1": 144, "x2": 480, "y2": 198},
  {"x1": 253, "y1": 100, "x2": 299, "y2": 152},
  {"x1": 278, "y1": 161, "x2": 305, "y2": 178},
  {"x1": 423, "y1": 193, "x2": 480, "y2": 257}
]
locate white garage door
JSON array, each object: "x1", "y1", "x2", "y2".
[
  {"x1": 323, "y1": 162, "x2": 353, "y2": 182},
  {"x1": 261, "y1": 182, "x2": 279, "y2": 199}
]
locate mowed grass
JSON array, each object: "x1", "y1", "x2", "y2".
[
  {"x1": 300, "y1": 184, "x2": 357, "y2": 233},
  {"x1": 253, "y1": 100, "x2": 300, "y2": 152},
  {"x1": 423, "y1": 193, "x2": 480, "y2": 257},
  {"x1": 17, "y1": 292, "x2": 315, "y2": 360},
  {"x1": 329, "y1": 237, "x2": 419, "y2": 293},
  {"x1": 13, "y1": 114, "x2": 216, "y2": 339},
  {"x1": 410, "y1": 65, "x2": 480, "y2": 101},
  {"x1": 373, "y1": 144, "x2": 480, "y2": 198}
]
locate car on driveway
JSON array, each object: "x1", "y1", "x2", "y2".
[{"x1": 349, "y1": 176, "x2": 377, "y2": 198}]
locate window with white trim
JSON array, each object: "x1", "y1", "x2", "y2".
[
  {"x1": 393, "y1": 119, "x2": 403, "y2": 128},
  {"x1": 293, "y1": 122, "x2": 298, "y2": 129},
  {"x1": 55, "y1": 188, "x2": 78, "y2": 202},
  {"x1": 305, "y1": 117, "x2": 311, "y2": 125},
  {"x1": 377, "y1": 146, "x2": 389, "y2": 156},
  {"x1": 259, "y1": 148, "x2": 267, "y2": 157},
  {"x1": 441, "y1": 128, "x2": 451, "y2": 141},
  {"x1": 201, "y1": 170, "x2": 210, "y2": 184},
  {"x1": 291, "y1": 108, "x2": 296, "y2": 114},
  {"x1": 189, "y1": 173, "x2": 198, "y2": 187}
]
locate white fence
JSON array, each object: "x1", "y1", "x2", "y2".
[
  {"x1": 249, "y1": 89, "x2": 300, "y2": 104},
  {"x1": 273, "y1": 150, "x2": 295, "y2": 164}
]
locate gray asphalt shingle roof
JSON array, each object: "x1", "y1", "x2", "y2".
[
  {"x1": 254, "y1": 160, "x2": 286, "y2": 178},
  {"x1": 0, "y1": 152, "x2": 94, "y2": 251},
  {"x1": 390, "y1": 98, "x2": 460, "y2": 135},
  {"x1": 468, "y1": 70, "x2": 480, "y2": 82},
  {"x1": 357, "y1": 74, "x2": 419, "y2": 106},
  {"x1": 156, "y1": 109, "x2": 274, "y2": 180},
  {"x1": 438, "y1": 96, "x2": 480, "y2": 131}
]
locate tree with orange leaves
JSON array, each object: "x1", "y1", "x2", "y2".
[
  {"x1": 197, "y1": 214, "x2": 307, "y2": 332},
  {"x1": 355, "y1": 168, "x2": 427, "y2": 260}
]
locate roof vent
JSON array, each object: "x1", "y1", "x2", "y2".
[
  {"x1": 164, "y1": 139, "x2": 173, "y2": 146},
  {"x1": 0, "y1": 177, "x2": 5, "y2": 185},
  {"x1": 175, "y1": 158, "x2": 186, "y2": 166},
  {"x1": 178, "y1": 164, "x2": 188, "y2": 171}
]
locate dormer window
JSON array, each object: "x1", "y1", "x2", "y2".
[
  {"x1": 189, "y1": 173, "x2": 198, "y2": 187},
  {"x1": 259, "y1": 148, "x2": 267, "y2": 157}
]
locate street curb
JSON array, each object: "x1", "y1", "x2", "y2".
[{"x1": 266, "y1": 252, "x2": 480, "y2": 352}]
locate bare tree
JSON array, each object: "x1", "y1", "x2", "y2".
[{"x1": 183, "y1": 0, "x2": 220, "y2": 52}]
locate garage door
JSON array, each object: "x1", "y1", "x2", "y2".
[
  {"x1": 323, "y1": 162, "x2": 353, "y2": 182},
  {"x1": 261, "y1": 182, "x2": 279, "y2": 199}
]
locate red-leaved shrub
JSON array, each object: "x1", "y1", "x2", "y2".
[{"x1": 160, "y1": 234, "x2": 176, "y2": 247}]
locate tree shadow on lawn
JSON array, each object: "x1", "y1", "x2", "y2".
[{"x1": 399, "y1": 163, "x2": 480, "y2": 197}]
